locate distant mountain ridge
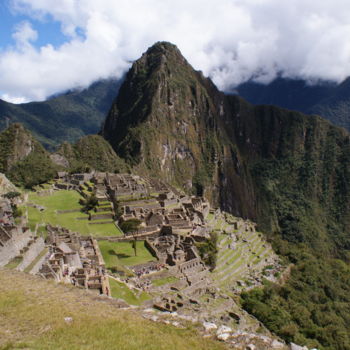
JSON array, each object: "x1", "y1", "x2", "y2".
[
  {"x1": 237, "y1": 77, "x2": 350, "y2": 131},
  {"x1": 0, "y1": 78, "x2": 122, "y2": 149}
]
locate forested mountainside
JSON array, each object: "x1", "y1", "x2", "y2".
[
  {"x1": 53, "y1": 134, "x2": 128, "y2": 173},
  {"x1": 102, "y1": 42, "x2": 350, "y2": 349},
  {"x1": 0, "y1": 125, "x2": 127, "y2": 188},
  {"x1": 0, "y1": 78, "x2": 122, "y2": 149},
  {"x1": 0, "y1": 123, "x2": 57, "y2": 187},
  {"x1": 237, "y1": 77, "x2": 350, "y2": 131}
]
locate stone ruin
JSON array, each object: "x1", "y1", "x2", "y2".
[
  {"x1": 39, "y1": 225, "x2": 110, "y2": 296},
  {"x1": 53, "y1": 171, "x2": 211, "y2": 241},
  {"x1": 0, "y1": 198, "x2": 36, "y2": 267},
  {"x1": 145, "y1": 231, "x2": 211, "y2": 312}
]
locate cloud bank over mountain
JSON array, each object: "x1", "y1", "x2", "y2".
[{"x1": 1, "y1": 0, "x2": 350, "y2": 102}]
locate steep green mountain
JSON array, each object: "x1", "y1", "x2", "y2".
[
  {"x1": 237, "y1": 77, "x2": 350, "y2": 131},
  {"x1": 102, "y1": 42, "x2": 350, "y2": 244},
  {"x1": 0, "y1": 79, "x2": 122, "y2": 149},
  {"x1": 102, "y1": 42, "x2": 350, "y2": 349},
  {"x1": 53, "y1": 134, "x2": 128, "y2": 173},
  {"x1": 0, "y1": 123, "x2": 57, "y2": 188},
  {"x1": 102, "y1": 42, "x2": 255, "y2": 216}
]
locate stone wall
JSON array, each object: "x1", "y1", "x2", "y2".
[
  {"x1": 30, "y1": 249, "x2": 50, "y2": 275},
  {"x1": 0, "y1": 228, "x2": 32, "y2": 266},
  {"x1": 90, "y1": 213, "x2": 113, "y2": 221}
]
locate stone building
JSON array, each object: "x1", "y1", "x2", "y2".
[{"x1": 39, "y1": 226, "x2": 110, "y2": 296}]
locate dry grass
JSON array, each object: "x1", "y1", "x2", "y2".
[{"x1": 0, "y1": 269, "x2": 227, "y2": 350}]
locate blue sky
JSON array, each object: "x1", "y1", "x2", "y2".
[
  {"x1": 1, "y1": 0, "x2": 350, "y2": 103},
  {"x1": 0, "y1": 1, "x2": 66, "y2": 51}
]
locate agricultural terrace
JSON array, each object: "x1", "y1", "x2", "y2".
[{"x1": 25, "y1": 190, "x2": 123, "y2": 237}]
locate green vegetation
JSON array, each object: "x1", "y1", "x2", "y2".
[
  {"x1": 0, "y1": 79, "x2": 122, "y2": 149},
  {"x1": 108, "y1": 278, "x2": 150, "y2": 305},
  {"x1": 2, "y1": 191, "x2": 21, "y2": 199},
  {"x1": 0, "y1": 124, "x2": 57, "y2": 188},
  {"x1": 80, "y1": 193, "x2": 98, "y2": 213},
  {"x1": 57, "y1": 135, "x2": 129, "y2": 173},
  {"x1": 242, "y1": 238, "x2": 350, "y2": 350},
  {"x1": 25, "y1": 190, "x2": 122, "y2": 237},
  {"x1": 195, "y1": 232, "x2": 218, "y2": 270},
  {"x1": 8, "y1": 150, "x2": 57, "y2": 188},
  {"x1": 98, "y1": 240, "x2": 156, "y2": 267},
  {"x1": 11, "y1": 204, "x2": 23, "y2": 218},
  {"x1": 4, "y1": 256, "x2": 22, "y2": 269},
  {"x1": 0, "y1": 269, "x2": 225, "y2": 350},
  {"x1": 119, "y1": 218, "x2": 142, "y2": 234},
  {"x1": 152, "y1": 276, "x2": 179, "y2": 287}
]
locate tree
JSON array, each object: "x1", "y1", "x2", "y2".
[
  {"x1": 119, "y1": 219, "x2": 141, "y2": 234},
  {"x1": 80, "y1": 194, "x2": 98, "y2": 213},
  {"x1": 3, "y1": 191, "x2": 20, "y2": 199},
  {"x1": 131, "y1": 239, "x2": 137, "y2": 257},
  {"x1": 119, "y1": 219, "x2": 142, "y2": 256}
]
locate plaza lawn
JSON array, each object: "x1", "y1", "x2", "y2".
[
  {"x1": 152, "y1": 276, "x2": 179, "y2": 287},
  {"x1": 99, "y1": 240, "x2": 156, "y2": 267},
  {"x1": 25, "y1": 190, "x2": 122, "y2": 237},
  {"x1": 108, "y1": 278, "x2": 150, "y2": 305}
]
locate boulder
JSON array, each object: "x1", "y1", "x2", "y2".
[
  {"x1": 290, "y1": 343, "x2": 308, "y2": 350},
  {"x1": 203, "y1": 322, "x2": 217, "y2": 332}
]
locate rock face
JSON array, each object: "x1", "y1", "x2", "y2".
[
  {"x1": 102, "y1": 42, "x2": 350, "y2": 252},
  {"x1": 0, "y1": 173, "x2": 18, "y2": 195}
]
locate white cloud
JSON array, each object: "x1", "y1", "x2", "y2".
[
  {"x1": 12, "y1": 21, "x2": 38, "y2": 49},
  {"x1": 2, "y1": 0, "x2": 350, "y2": 102}
]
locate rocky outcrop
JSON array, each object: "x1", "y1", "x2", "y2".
[{"x1": 0, "y1": 173, "x2": 18, "y2": 196}]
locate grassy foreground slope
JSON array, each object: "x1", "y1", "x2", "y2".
[{"x1": 0, "y1": 269, "x2": 226, "y2": 350}]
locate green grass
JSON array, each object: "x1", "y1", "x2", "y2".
[
  {"x1": 28, "y1": 190, "x2": 82, "y2": 210},
  {"x1": 25, "y1": 190, "x2": 122, "y2": 237},
  {"x1": 206, "y1": 213, "x2": 214, "y2": 222},
  {"x1": 4, "y1": 256, "x2": 23, "y2": 269},
  {"x1": 152, "y1": 276, "x2": 179, "y2": 287},
  {"x1": 98, "y1": 240, "x2": 156, "y2": 267},
  {"x1": 0, "y1": 269, "x2": 226, "y2": 350},
  {"x1": 109, "y1": 278, "x2": 150, "y2": 305}
]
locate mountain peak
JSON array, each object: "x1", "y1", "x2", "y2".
[{"x1": 145, "y1": 41, "x2": 181, "y2": 55}]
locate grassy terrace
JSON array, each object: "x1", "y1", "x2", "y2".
[
  {"x1": 25, "y1": 190, "x2": 122, "y2": 237},
  {"x1": 0, "y1": 269, "x2": 226, "y2": 350},
  {"x1": 99, "y1": 241, "x2": 156, "y2": 267},
  {"x1": 152, "y1": 276, "x2": 179, "y2": 287},
  {"x1": 108, "y1": 278, "x2": 150, "y2": 305},
  {"x1": 5, "y1": 256, "x2": 22, "y2": 269},
  {"x1": 24, "y1": 248, "x2": 48, "y2": 273}
]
